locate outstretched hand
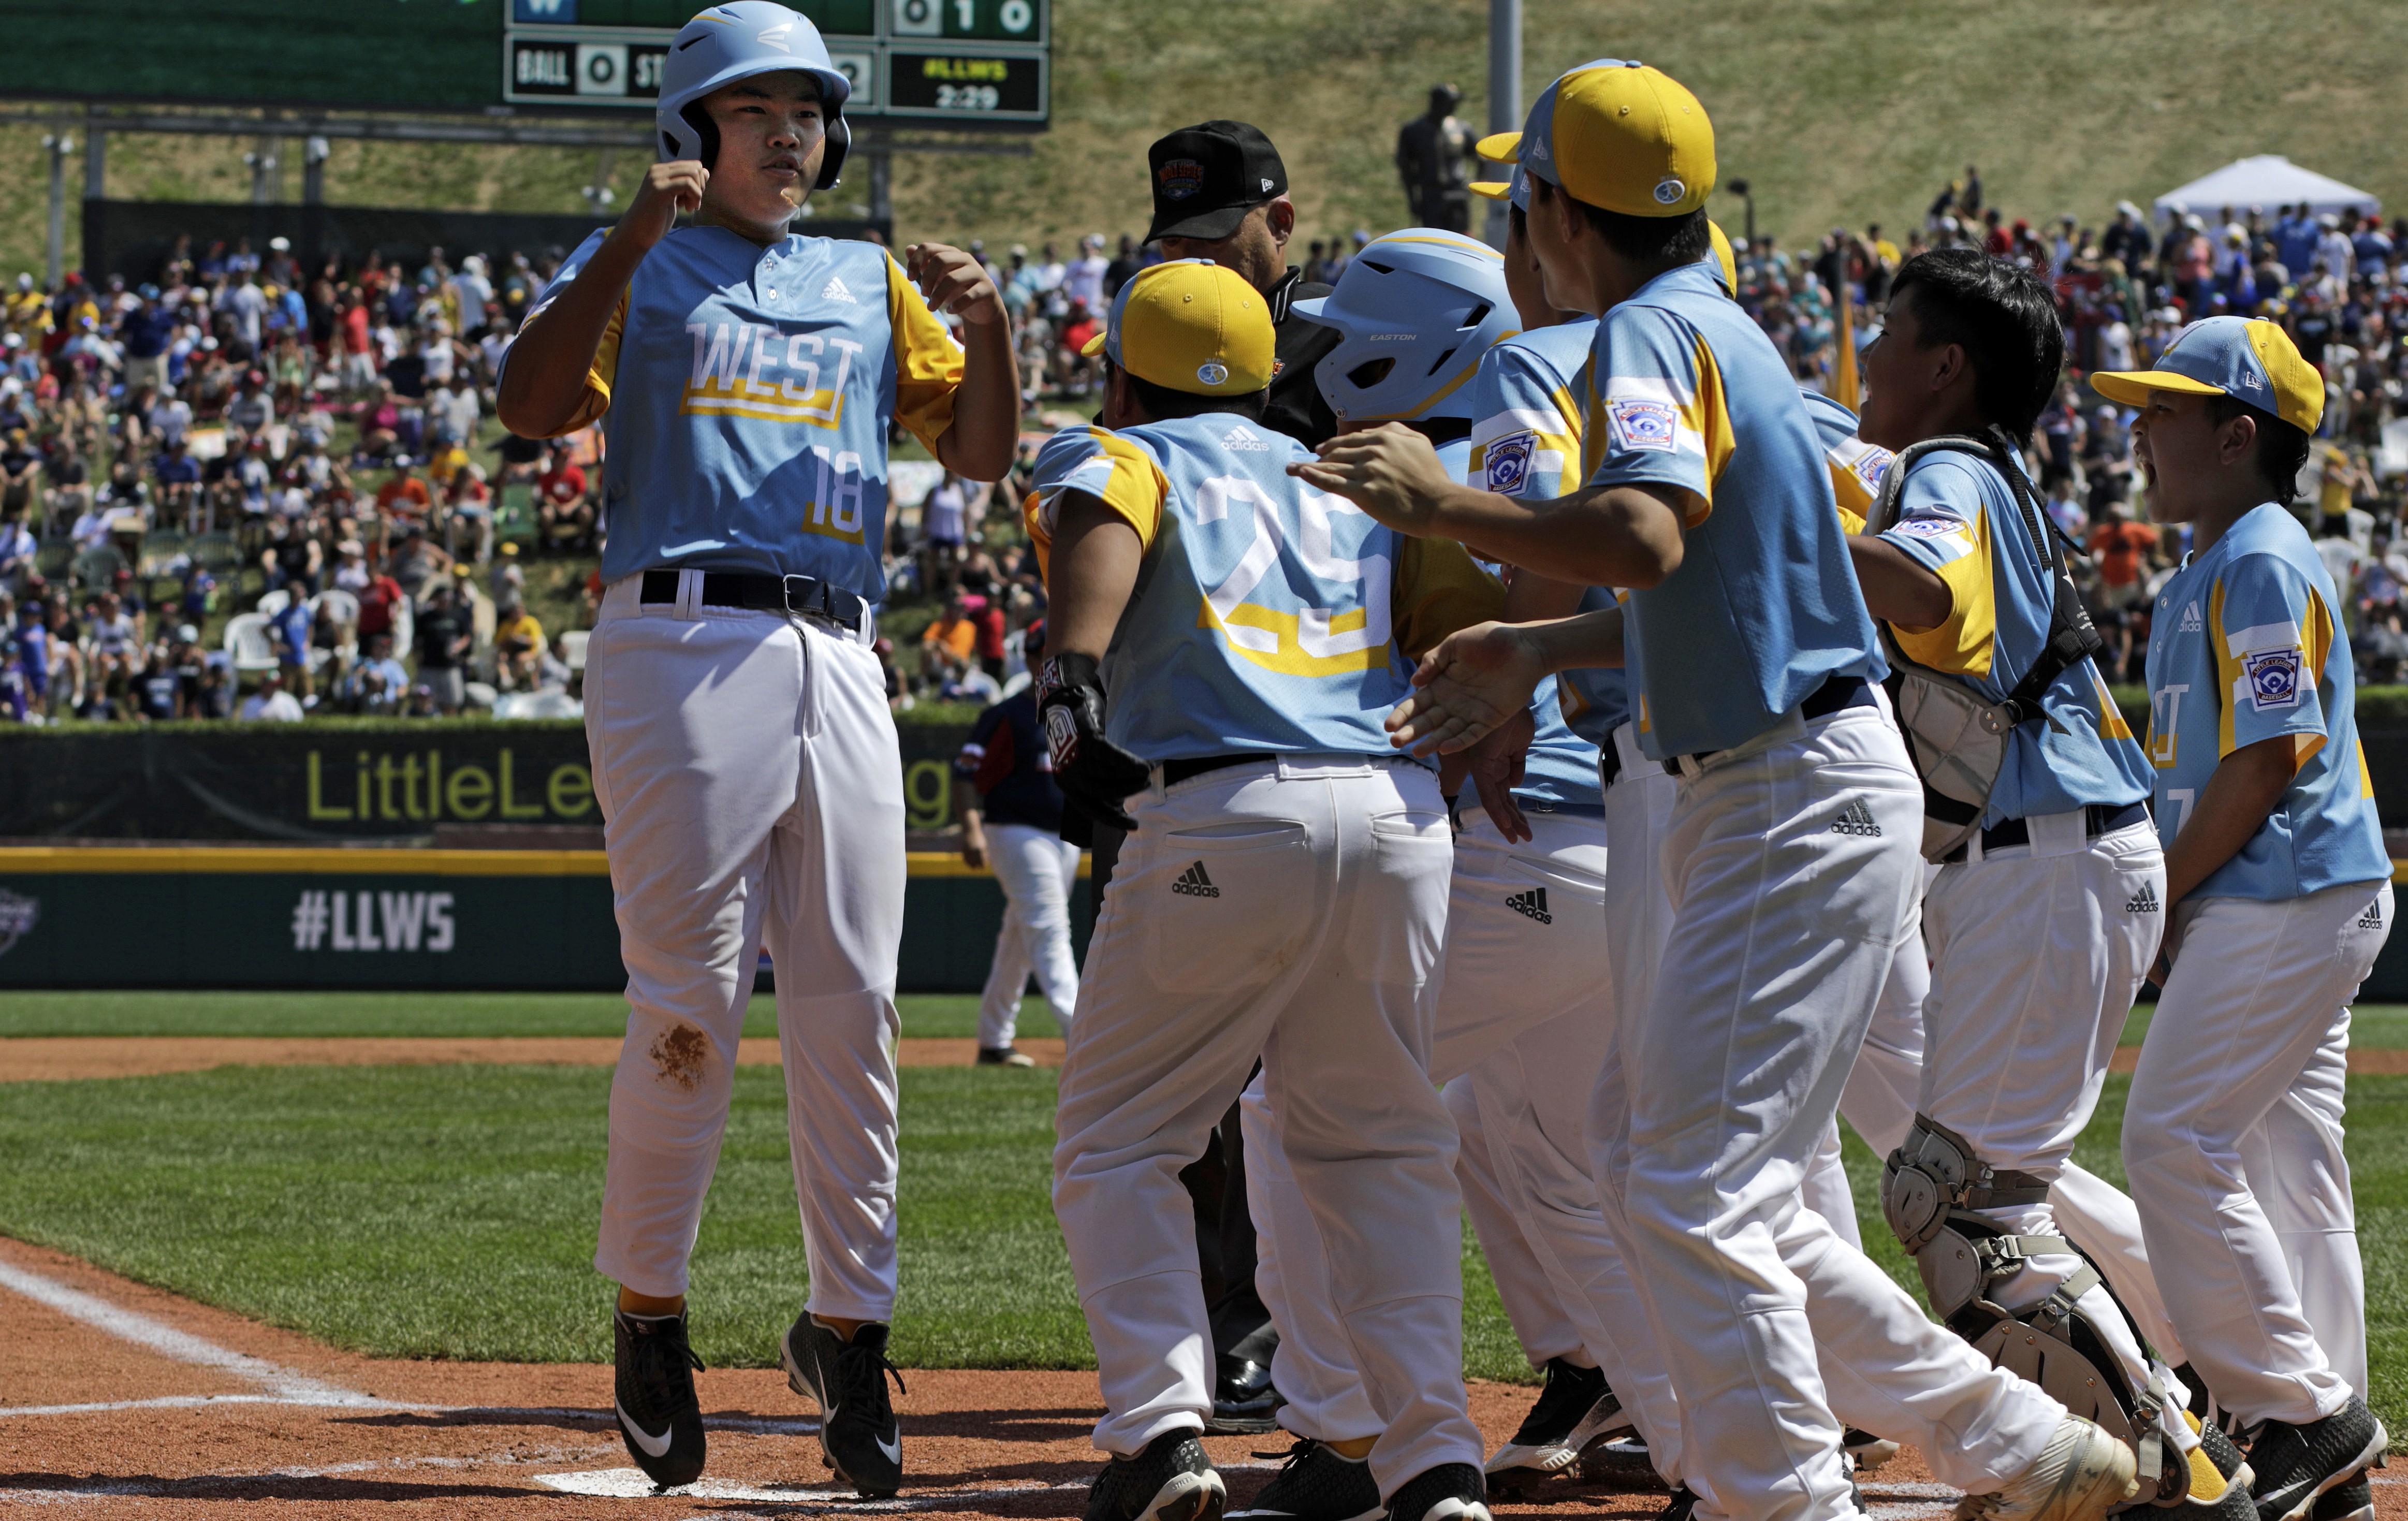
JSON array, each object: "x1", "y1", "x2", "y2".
[
  {"x1": 1385, "y1": 621, "x2": 1547, "y2": 758},
  {"x1": 1286, "y1": 423, "x2": 1453, "y2": 535}
]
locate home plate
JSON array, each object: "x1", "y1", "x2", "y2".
[{"x1": 536, "y1": 1468, "x2": 849, "y2": 1500}]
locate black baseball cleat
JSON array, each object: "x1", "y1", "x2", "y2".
[
  {"x1": 1575, "y1": 1428, "x2": 1667, "y2": 1491},
  {"x1": 1662, "y1": 1485, "x2": 1701, "y2": 1521},
  {"x1": 781, "y1": 1313, "x2": 908, "y2": 1498},
  {"x1": 2309, "y1": 1476, "x2": 2372, "y2": 1521},
  {"x1": 2245, "y1": 1397, "x2": 2387, "y2": 1521},
  {"x1": 1485, "y1": 1359, "x2": 1618, "y2": 1495},
  {"x1": 977, "y1": 1045, "x2": 1037, "y2": 1067},
  {"x1": 1845, "y1": 1427, "x2": 1902, "y2": 1472},
  {"x1": 1230, "y1": 1439, "x2": 1382, "y2": 1521},
  {"x1": 1208, "y1": 1354, "x2": 1285, "y2": 1436},
  {"x1": 612, "y1": 1309, "x2": 707, "y2": 1490},
  {"x1": 1384, "y1": 1462, "x2": 1490, "y2": 1521},
  {"x1": 1086, "y1": 1428, "x2": 1227, "y2": 1521}
]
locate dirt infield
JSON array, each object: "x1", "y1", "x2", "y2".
[
  {"x1": 0, "y1": 1037, "x2": 1068, "y2": 1083},
  {"x1": 7, "y1": 1037, "x2": 2408, "y2": 1084},
  {"x1": 0, "y1": 1234, "x2": 2398, "y2": 1520}
]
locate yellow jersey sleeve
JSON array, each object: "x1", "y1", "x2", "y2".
[
  {"x1": 537, "y1": 287, "x2": 626, "y2": 440},
  {"x1": 1390, "y1": 538, "x2": 1508, "y2": 663},
  {"x1": 885, "y1": 254, "x2": 967, "y2": 458},
  {"x1": 1025, "y1": 427, "x2": 1170, "y2": 578}
]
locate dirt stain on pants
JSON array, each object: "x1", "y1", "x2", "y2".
[{"x1": 649, "y1": 1023, "x2": 711, "y2": 1093}]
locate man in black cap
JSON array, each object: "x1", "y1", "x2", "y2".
[
  {"x1": 1395, "y1": 83, "x2": 1476, "y2": 233},
  {"x1": 1145, "y1": 120, "x2": 1338, "y2": 449},
  {"x1": 1098, "y1": 117, "x2": 1332, "y2": 1437}
]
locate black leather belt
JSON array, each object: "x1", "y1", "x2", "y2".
[
  {"x1": 1161, "y1": 752, "x2": 1280, "y2": 786},
  {"x1": 1661, "y1": 675, "x2": 1874, "y2": 776},
  {"x1": 1943, "y1": 799, "x2": 2151, "y2": 862},
  {"x1": 638, "y1": 569, "x2": 868, "y2": 633},
  {"x1": 1597, "y1": 742, "x2": 1624, "y2": 791}
]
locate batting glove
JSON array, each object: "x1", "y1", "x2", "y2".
[{"x1": 1035, "y1": 652, "x2": 1150, "y2": 831}]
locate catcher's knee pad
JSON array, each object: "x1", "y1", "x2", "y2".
[{"x1": 1882, "y1": 1116, "x2": 2191, "y2": 1508}]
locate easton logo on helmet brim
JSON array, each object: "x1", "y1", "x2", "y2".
[{"x1": 1158, "y1": 159, "x2": 1206, "y2": 201}]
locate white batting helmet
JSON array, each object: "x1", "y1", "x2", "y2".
[{"x1": 655, "y1": 2, "x2": 853, "y2": 189}]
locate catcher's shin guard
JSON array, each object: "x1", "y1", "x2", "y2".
[{"x1": 1884, "y1": 1115, "x2": 2194, "y2": 1509}]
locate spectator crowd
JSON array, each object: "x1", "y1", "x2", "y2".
[{"x1": 11, "y1": 156, "x2": 2408, "y2": 725}]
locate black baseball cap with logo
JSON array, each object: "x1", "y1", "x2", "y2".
[{"x1": 1145, "y1": 121, "x2": 1289, "y2": 244}]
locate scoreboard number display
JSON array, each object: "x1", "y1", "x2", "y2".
[{"x1": 504, "y1": 0, "x2": 1046, "y2": 126}]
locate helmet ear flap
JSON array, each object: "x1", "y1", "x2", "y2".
[
  {"x1": 817, "y1": 110, "x2": 849, "y2": 191},
  {"x1": 678, "y1": 101, "x2": 719, "y2": 170}
]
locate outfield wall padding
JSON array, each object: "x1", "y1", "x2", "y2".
[{"x1": 0, "y1": 848, "x2": 1087, "y2": 994}]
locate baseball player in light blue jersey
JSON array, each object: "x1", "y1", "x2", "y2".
[
  {"x1": 1029, "y1": 259, "x2": 1500, "y2": 1521},
  {"x1": 1846, "y1": 250, "x2": 2227, "y2": 1509},
  {"x1": 1301, "y1": 62, "x2": 2137, "y2": 1521},
  {"x1": 1222, "y1": 227, "x2": 1643, "y2": 1521},
  {"x1": 2095, "y1": 318, "x2": 2391, "y2": 1521},
  {"x1": 494, "y1": 1, "x2": 1018, "y2": 1495}
]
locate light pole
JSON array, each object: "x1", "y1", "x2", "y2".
[
  {"x1": 40, "y1": 130, "x2": 74, "y2": 288},
  {"x1": 1483, "y1": 0, "x2": 1521, "y2": 251}
]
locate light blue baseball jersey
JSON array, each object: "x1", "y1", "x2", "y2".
[
  {"x1": 1434, "y1": 435, "x2": 1600, "y2": 810},
  {"x1": 2143, "y1": 503, "x2": 2386, "y2": 901},
  {"x1": 1584, "y1": 260, "x2": 1886, "y2": 760},
  {"x1": 1798, "y1": 390, "x2": 1895, "y2": 532},
  {"x1": 1028, "y1": 414, "x2": 1499, "y2": 765},
  {"x1": 1875, "y1": 448, "x2": 2150, "y2": 827},
  {"x1": 514, "y1": 226, "x2": 964, "y2": 600}
]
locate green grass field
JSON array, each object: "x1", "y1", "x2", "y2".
[
  {"x1": 0, "y1": 991, "x2": 1056, "y2": 1041},
  {"x1": 0, "y1": 992, "x2": 2399, "y2": 1429}
]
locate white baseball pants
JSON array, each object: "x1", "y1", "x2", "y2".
[
  {"x1": 1803, "y1": 908, "x2": 1929, "y2": 1252},
  {"x1": 2123, "y1": 880, "x2": 2391, "y2": 1427},
  {"x1": 585, "y1": 572, "x2": 905, "y2": 1319},
  {"x1": 1609, "y1": 705, "x2": 2064, "y2": 1521},
  {"x1": 1051, "y1": 756, "x2": 1485, "y2": 1498},
  {"x1": 1245, "y1": 810, "x2": 1639, "y2": 1442},
  {"x1": 976, "y1": 821, "x2": 1082, "y2": 1049}
]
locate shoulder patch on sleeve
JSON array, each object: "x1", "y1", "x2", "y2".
[
  {"x1": 1606, "y1": 399, "x2": 1677, "y2": 453},
  {"x1": 1483, "y1": 430, "x2": 1537, "y2": 491},
  {"x1": 2243, "y1": 647, "x2": 2304, "y2": 711}
]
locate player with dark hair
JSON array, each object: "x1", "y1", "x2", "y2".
[
  {"x1": 496, "y1": 0, "x2": 1017, "y2": 1494},
  {"x1": 1847, "y1": 248, "x2": 2229, "y2": 1509}
]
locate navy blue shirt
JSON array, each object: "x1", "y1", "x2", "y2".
[{"x1": 956, "y1": 688, "x2": 1063, "y2": 831}]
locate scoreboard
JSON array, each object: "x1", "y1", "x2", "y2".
[{"x1": 504, "y1": 0, "x2": 1048, "y2": 127}]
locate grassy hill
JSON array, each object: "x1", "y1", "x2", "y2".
[{"x1": 2, "y1": 1, "x2": 2404, "y2": 275}]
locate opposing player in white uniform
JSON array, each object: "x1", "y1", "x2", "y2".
[
  {"x1": 1847, "y1": 251, "x2": 2248, "y2": 1518},
  {"x1": 1217, "y1": 227, "x2": 1643, "y2": 1521},
  {"x1": 2095, "y1": 318, "x2": 2392, "y2": 1521},
  {"x1": 1032, "y1": 260, "x2": 1499, "y2": 1521},
  {"x1": 1298, "y1": 61, "x2": 2138, "y2": 1521},
  {"x1": 494, "y1": 1, "x2": 1017, "y2": 1494}
]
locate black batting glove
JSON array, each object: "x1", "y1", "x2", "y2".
[{"x1": 1035, "y1": 651, "x2": 1150, "y2": 831}]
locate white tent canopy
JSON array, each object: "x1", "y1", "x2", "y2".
[{"x1": 2153, "y1": 155, "x2": 2378, "y2": 227}]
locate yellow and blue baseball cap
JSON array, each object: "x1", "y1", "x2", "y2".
[
  {"x1": 1479, "y1": 60, "x2": 1714, "y2": 218},
  {"x1": 2091, "y1": 316, "x2": 2323, "y2": 434},
  {"x1": 1081, "y1": 259, "x2": 1275, "y2": 397}
]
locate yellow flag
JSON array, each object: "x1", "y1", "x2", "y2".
[{"x1": 1833, "y1": 274, "x2": 1861, "y2": 412}]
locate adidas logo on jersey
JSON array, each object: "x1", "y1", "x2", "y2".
[
  {"x1": 1171, "y1": 861, "x2": 1220, "y2": 898},
  {"x1": 1220, "y1": 425, "x2": 1269, "y2": 452},
  {"x1": 1505, "y1": 888, "x2": 1552, "y2": 925},
  {"x1": 1831, "y1": 799, "x2": 1882, "y2": 837},
  {"x1": 821, "y1": 274, "x2": 855, "y2": 303},
  {"x1": 2179, "y1": 601, "x2": 2203, "y2": 634},
  {"x1": 2126, "y1": 883, "x2": 2159, "y2": 913}
]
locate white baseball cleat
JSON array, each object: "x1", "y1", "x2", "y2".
[{"x1": 1952, "y1": 1415, "x2": 2139, "y2": 1521}]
